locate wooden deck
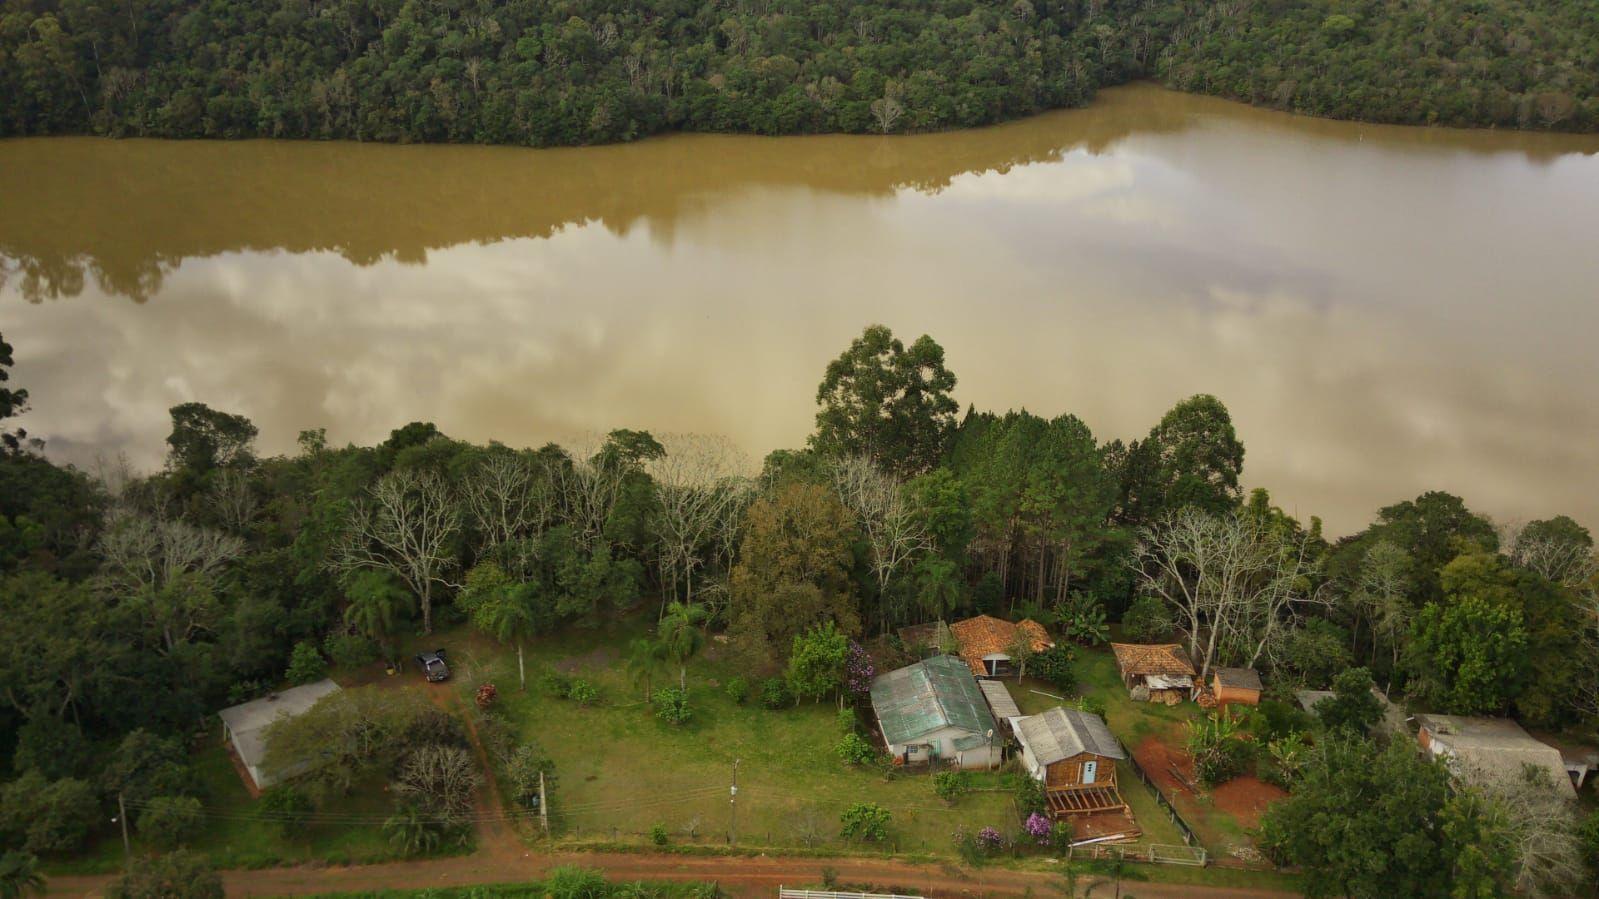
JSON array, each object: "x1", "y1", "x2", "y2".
[{"x1": 1046, "y1": 785, "x2": 1126, "y2": 816}]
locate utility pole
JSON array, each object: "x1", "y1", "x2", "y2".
[
  {"x1": 729, "y1": 758, "x2": 740, "y2": 845},
  {"x1": 116, "y1": 792, "x2": 131, "y2": 870},
  {"x1": 538, "y1": 771, "x2": 550, "y2": 839}
]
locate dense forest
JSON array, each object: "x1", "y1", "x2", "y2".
[
  {"x1": 1, "y1": 0, "x2": 1596, "y2": 144},
  {"x1": 3, "y1": 323, "x2": 1599, "y2": 894}
]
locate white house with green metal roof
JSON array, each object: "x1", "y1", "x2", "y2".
[{"x1": 869, "y1": 654, "x2": 1002, "y2": 769}]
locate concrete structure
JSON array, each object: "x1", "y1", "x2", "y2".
[
  {"x1": 1014, "y1": 707, "x2": 1128, "y2": 816},
  {"x1": 1415, "y1": 713, "x2": 1577, "y2": 799},
  {"x1": 869, "y1": 655, "x2": 1001, "y2": 770},
  {"x1": 948, "y1": 615, "x2": 1052, "y2": 677},
  {"x1": 218, "y1": 679, "x2": 341, "y2": 791}
]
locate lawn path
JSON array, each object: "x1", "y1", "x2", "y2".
[{"x1": 42, "y1": 849, "x2": 1298, "y2": 898}]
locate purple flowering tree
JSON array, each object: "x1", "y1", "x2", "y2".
[
  {"x1": 1024, "y1": 812, "x2": 1052, "y2": 846},
  {"x1": 845, "y1": 641, "x2": 875, "y2": 697},
  {"x1": 976, "y1": 826, "x2": 1004, "y2": 852}
]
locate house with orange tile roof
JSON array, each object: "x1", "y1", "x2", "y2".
[{"x1": 947, "y1": 614, "x2": 1053, "y2": 678}]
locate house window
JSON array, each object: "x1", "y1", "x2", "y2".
[{"x1": 1082, "y1": 760, "x2": 1098, "y2": 784}]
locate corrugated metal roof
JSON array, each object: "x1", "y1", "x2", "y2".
[
  {"x1": 1016, "y1": 707, "x2": 1125, "y2": 765},
  {"x1": 978, "y1": 680, "x2": 1022, "y2": 720},
  {"x1": 870, "y1": 654, "x2": 998, "y2": 746}
]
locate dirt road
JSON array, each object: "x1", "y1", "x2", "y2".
[{"x1": 45, "y1": 848, "x2": 1297, "y2": 898}]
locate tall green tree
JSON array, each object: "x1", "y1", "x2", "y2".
[
  {"x1": 1260, "y1": 738, "x2": 1456, "y2": 898},
  {"x1": 475, "y1": 589, "x2": 540, "y2": 691},
  {"x1": 0, "y1": 332, "x2": 28, "y2": 454},
  {"x1": 341, "y1": 570, "x2": 412, "y2": 656},
  {"x1": 1121, "y1": 394, "x2": 1245, "y2": 523},
  {"x1": 165, "y1": 402, "x2": 258, "y2": 474},
  {"x1": 811, "y1": 325, "x2": 958, "y2": 478}
]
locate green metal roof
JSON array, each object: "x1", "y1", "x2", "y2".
[{"x1": 870, "y1": 654, "x2": 999, "y2": 746}]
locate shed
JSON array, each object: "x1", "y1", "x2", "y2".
[
  {"x1": 869, "y1": 654, "x2": 1001, "y2": 770},
  {"x1": 1415, "y1": 714, "x2": 1577, "y2": 799},
  {"x1": 1014, "y1": 707, "x2": 1128, "y2": 816},
  {"x1": 978, "y1": 679, "x2": 1022, "y2": 732},
  {"x1": 1110, "y1": 643, "x2": 1195, "y2": 704},
  {"x1": 218, "y1": 679, "x2": 342, "y2": 792},
  {"x1": 948, "y1": 615, "x2": 1053, "y2": 677},
  {"x1": 1210, "y1": 667, "x2": 1262, "y2": 707}
]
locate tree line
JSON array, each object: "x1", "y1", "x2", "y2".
[
  {"x1": 2, "y1": 323, "x2": 1599, "y2": 894},
  {"x1": 1, "y1": 0, "x2": 1595, "y2": 145}
]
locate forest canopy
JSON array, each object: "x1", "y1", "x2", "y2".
[{"x1": 1, "y1": 0, "x2": 1595, "y2": 145}]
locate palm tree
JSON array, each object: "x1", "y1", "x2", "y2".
[
  {"x1": 658, "y1": 601, "x2": 707, "y2": 691},
  {"x1": 477, "y1": 591, "x2": 539, "y2": 691},
  {"x1": 343, "y1": 570, "x2": 412, "y2": 660},
  {"x1": 625, "y1": 636, "x2": 667, "y2": 701},
  {"x1": 0, "y1": 851, "x2": 44, "y2": 899}
]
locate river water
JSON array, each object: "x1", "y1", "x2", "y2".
[{"x1": 3, "y1": 84, "x2": 1597, "y2": 534}]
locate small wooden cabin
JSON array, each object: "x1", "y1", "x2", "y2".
[
  {"x1": 1014, "y1": 707, "x2": 1128, "y2": 816},
  {"x1": 1210, "y1": 667, "x2": 1263, "y2": 707}
]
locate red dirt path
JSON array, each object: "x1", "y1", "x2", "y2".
[{"x1": 44, "y1": 849, "x2": 1297, "y2": 898}]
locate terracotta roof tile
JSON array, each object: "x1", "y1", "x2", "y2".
[
  {"x1": 948, "y1": 615, "x2": 1053, "y2": 675},
  {"x1": 1110, "y1": 643, "x2": 1196, "y2": 678}
]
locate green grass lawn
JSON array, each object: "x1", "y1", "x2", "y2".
[{"x1": 457, "y1": 615, "x2": 1022, "y2": 855}]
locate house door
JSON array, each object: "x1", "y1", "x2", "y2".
[{"x1": 1082, "y1": 760, "x2": 1098, "y2": 784}]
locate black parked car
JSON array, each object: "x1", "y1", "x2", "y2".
[{"x1": 415, "y1": 649, "x2": 450, "y2": 682}]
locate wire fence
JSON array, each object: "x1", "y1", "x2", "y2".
[{"x1": 1118, "y1": 739, "x2": 1201, "y2": 848}]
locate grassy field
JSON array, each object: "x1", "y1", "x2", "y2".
[{"x1": 457, "y1": 615, "x2": 1026, "y2": 855}]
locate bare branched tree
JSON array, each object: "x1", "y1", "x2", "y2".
[
  {"x1": 211, "y1": 468, "x2": 258, "y2": 534},
  {"x1": 1454, "y1": 760, "x2": 1586, "y2": 898},
  {"x1": 551, "y1": 441, "x2": 623, "y2": 553},
  {"x1": 393, "y1": 744, "x2": 483, "y2": 827},
  {"x1": 646, "y1": 434, "x2": 753, "y2": 605},
  {"x1": 1134, "y1": 508, "x2": 1320, "y2": 680},
  {"x1": 1500, "y1": 520, "x2": 1599, "y2": 588},
  {"x1": 331, "y1": 468, "x2": 460, "y2": 634},
  {"x1": 98, "y1": 506, "x2": 245, "y2": 651},
  {"x1": 461, "y1": 451, "x2": 552, "y2": 551},
  {"x1": 100, "y1": 506, "x2": 244, "y2": 595},
  {"x1": 831, "y1": 456, "x2": 931, "y2": 631}
]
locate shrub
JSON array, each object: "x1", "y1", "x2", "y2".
[
  {"x1": 654, "y1": 687, "x2": 691, "y2": 726},
  {"x1": 650, "y1": 823, "x2": 669, "y2": 846},
  {"x1": 323, "y1": 632, "x2": 379, "y2": 669},
  {"x1": 1012, "y1": 775, "x2": 1047, "y2": 818},
  {"x1": 476, "y1": 682, "x2": 499, "y2": 708},
  {"x1": 933, "y1": 771, "x2": 969, "y2": 803},
  {"x1": 835, "y1": 733, "x2": 877, "y2": 766},
  {"x1": 1075, "y1": 695, "x2": 1107, "y2": 720},
  {"x1": 1121, "y1": 596, "x2": 1174, "y2": 643},
  {"x1": 835, "y1": 707, "x2": 857, "y2": 734},
  {"x1": 1024, "y1": 812, "x2": 1053, "y2": 845},
  {"x1": 976, "y1": 826, "x2": 1004, "y2": 853},
  {"x1": 1049, "y1": 820, "x2": 1074, "y2": 853},
  {"x1": 544, "y1": 865, "x2": 609, "y2": 899},
  {"x1": 503, "y1": 742, "x2": 556, "y2": 809},
  {"x1": 256, "y1": 786, "x2": 313, "y2": 839},
  {"x1": 0, "y1": 771, "x2": 97, "y2": 853},
  {"x1": 540, "y1": 669, "x2": 574, "y2": 697},
  {"x1": 137, "y1": 795, "x2": 204, "y2": 848},
  {"x1": 952, "y1": 827, "x2": 984, "y2": 865},
  {"x1": 1030, "y1": 644, "x2": 1076, "y2": 691},
  {"x1": 1262, "y1": 732, "x2": 1310, "y2": 789},
  {"x1": 106, "y1": 849, "x2": 222, "y2": 899},
  {"x1": 568, "y1": 679, "x2": 599, "y2": 707},
  {"x1": 392, "y1": 745, "x2": 483, "y2": 826},
  {"x1": 1187, "y1": 713, "x2": 1253, "y2": 787},
  {"x1": 285, "y1": 640, "x2": 328, "y2": 685},
  {"x1": 758, "y1": 677, "x2": 790, "y2": 709},
  {"x1": 844, "y1": 641, "x2": 875, "y2": 696},
  {"x1": 724, "y1": 676, "x2": 749, "y2": 705},
  {"x1": 412, "y1": 708, "x2": 470, "y2": 750},
  {"x1": 839, "y1": 803, "x2": 890, "y2": 842},
  {"x1": 383, "y1": 804, "x2": 441, "y2": 857}
]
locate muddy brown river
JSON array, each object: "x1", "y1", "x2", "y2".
[{"x1": 3, "y1": 83, "x2": 1597, "y2": 534}]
